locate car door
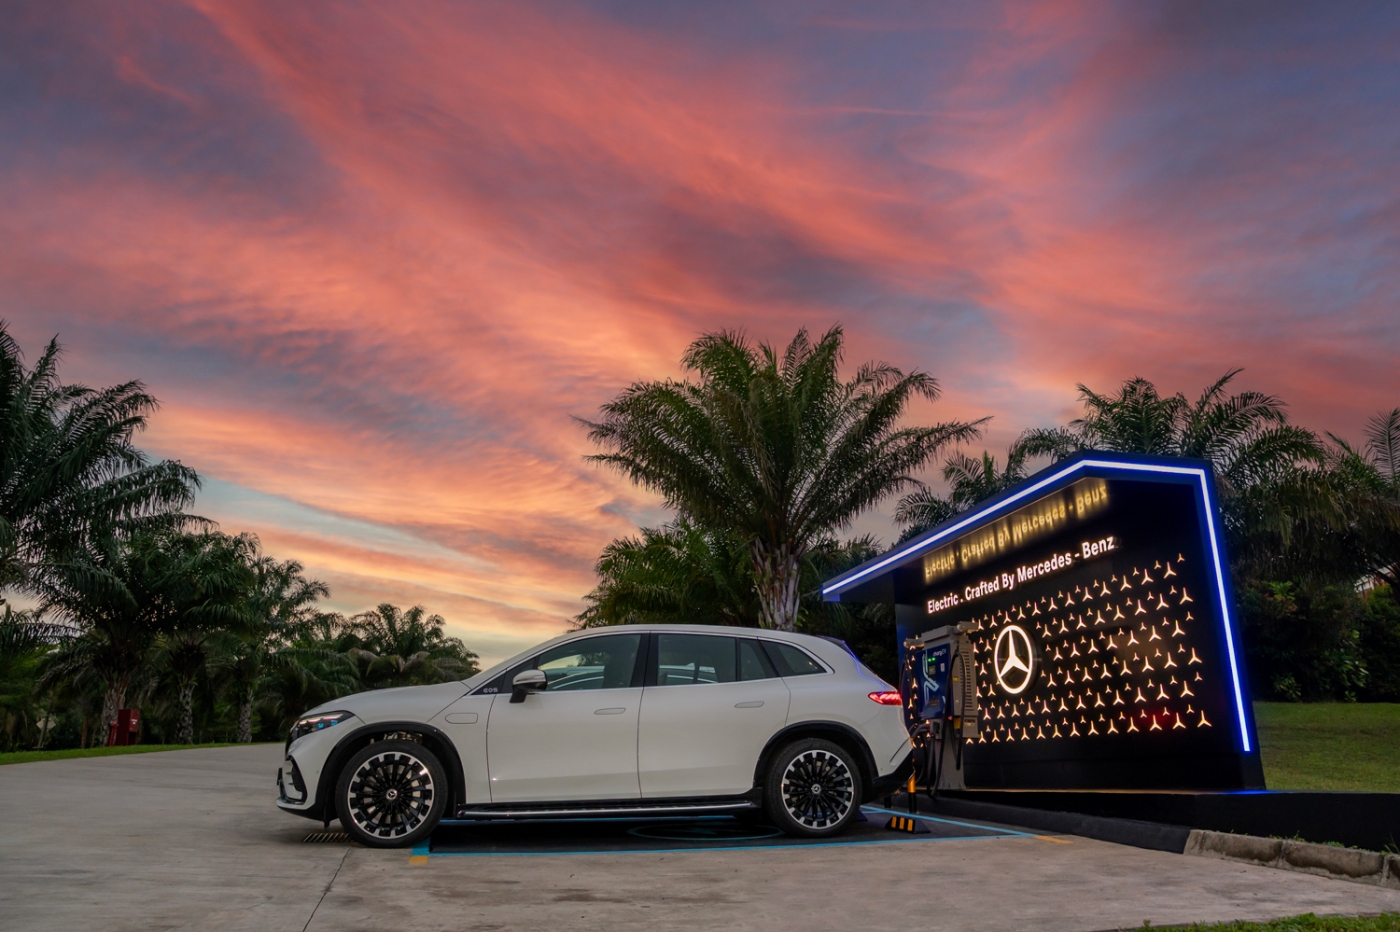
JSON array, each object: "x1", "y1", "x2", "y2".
[
  {"x1": 637, "y1": 633, "x2": 790, "y2": 798},
  {"x1": 485, "y1": 632, "x2": 645, "y2": 803}
]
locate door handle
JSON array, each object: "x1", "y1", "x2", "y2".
[
  {"x1": 734, "y1": 701, "x2": 764, "y2": 708},
  {"x1": 594, "y1": 707, "x2": 627, "y2": 715}
]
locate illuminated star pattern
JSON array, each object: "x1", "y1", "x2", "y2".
[{"x1": 969, "y1": 555, "x2": 1211, "y2": 744}]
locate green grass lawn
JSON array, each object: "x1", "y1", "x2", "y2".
[
  {"x1": 1255, "y1": 702, "x2": 1400, "y2": 792},
  {"x1": 1158, "y1": 915, "x2": 1400, "y2": 932},
  {"x1": 0, "y1": 743, "x2": 268, "y2": 766}
]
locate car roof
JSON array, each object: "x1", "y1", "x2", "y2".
[{"x1": 459, "y1": 624, "x2": 851, "y2": 690}]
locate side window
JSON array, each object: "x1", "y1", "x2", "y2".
[
  {"x1": 536, "y1": 634, "x2": 643, "y2": 691},
  {"x1": 760, "y1": 641, "x2": 827, "y2": 677},
  {"x1": 476, "y1": 661, "x2": 531, "y2": 695},
  {"x1": 738, "y1": 638, "x2": 778, "y2": 681},
  {"x1": 656, "y1": 634, "x2": 737, "y2": 686}
]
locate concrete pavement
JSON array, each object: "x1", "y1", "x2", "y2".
[{"x1": 1, "y1": 744, "x2": 1396, "y2": 931}]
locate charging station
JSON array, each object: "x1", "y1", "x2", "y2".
[
  {"x1": 823, "y1": 450, "x2": 1265, "y2": 792},
  {"x1": 902, "y1": 623, "x2": 978, "y2": 792}
]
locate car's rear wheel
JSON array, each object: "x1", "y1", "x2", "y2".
[
  {"x1": 763, "y1": 738, "x2": 862, "y2": 837},
  {"x1": 335, "y1": 740, "x2": 447, "y2": 848}
]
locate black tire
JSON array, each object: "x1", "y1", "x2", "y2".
[
  {"x1": 763, "y1": 738, "x2": 863, "y2": 838},
  {"x1": 335, "y1": 739, "x2": 447, "y2": 848}
]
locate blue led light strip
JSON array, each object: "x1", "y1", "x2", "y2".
[{"x1": 822, "y1": 458, "x2": 1252, "y2": 753}]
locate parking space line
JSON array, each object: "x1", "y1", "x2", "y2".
[
  {"x1": 412, "y1": 806, "x2": 1035, "y2": 860},
  {"x1": 412, "y1": 832, "x2": 1026, "y2": 859}
]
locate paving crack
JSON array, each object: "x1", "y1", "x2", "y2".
[{"x1": 302, "y1": 847, "x2": 350, "y2": 932}]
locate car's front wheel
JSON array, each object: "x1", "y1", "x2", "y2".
[
  {"x1": 335, "y1": 739, "x2": 447, "y2": 848},
  {"x1": 763, "y1": 738, "x2": 862, "y2": 837}
]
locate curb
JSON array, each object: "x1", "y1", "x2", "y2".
[
  {"x1": 1185, "y1": 829, "x2": 1400, "y2": 888},
  {"x1": 925, "y1": 796, "x2": 1192, "y2": 853}
]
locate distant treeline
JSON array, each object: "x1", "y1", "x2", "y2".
[{"x1": 0, "y1": 323, "x2": 476, "y2": 751}]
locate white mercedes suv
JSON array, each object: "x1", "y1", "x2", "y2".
[{"x1": 276, "y1": 625, "x2": 913, "y2": 847}]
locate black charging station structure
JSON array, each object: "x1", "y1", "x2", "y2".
[{"x1": 823, "y1": 451, "x2": 1265, "y2": 791}]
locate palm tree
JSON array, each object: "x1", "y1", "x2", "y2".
[
  {"x1": 0, "y1": 322, "x2": 198, "y2": 602},
  {"x1": 43, "y1": 530, "x2": 249, "y2": 738},
  {"x1": 42, "y1": 533, "x2": 183, "y2": 733},
  {"x1": 797, "y1": 535, "x2": 897, "y2": 682},
  {"x1": 346, "y1": 604, "x2": 478, "y2": 689},
  {"x1": 1294, "y1": 408, "x2": 1400, "y2": 588},
  {"x1": 256, "y1": 634, "x2": 359, "y2": 738},
  {"x1": 580, "y1": 327, "x2": 984, "y2": 630},
  {"x1": 155, "y1": 532, "x2": 260, "y2": 744},
  {"x1": 222, "y1": 551, "x2": 329, "y2": 742},
  {"x1": 1365, "y1": 408, "x2": 1400, "y2": 484},
  {"x1": 150, "y1": 629, "x2": 221, "y2": 745},
  {"x1": 1018, "y1": 370, "x2": 1326, "y2": 578},
  {"x1": 1018, "y1": 370, "x2": 1321, "y2": 494},
  {"x1": 576, "y1": 524, "x2": 899, "y2": 678},
  {"x1": 576, "y1": 521, "x2": 759, "y2": 629},
  {"x1": 0, "y1": 609, "x2": 77, "y2": 750},
  {"x1": 894, "y1": 443, "x2": 1033, "y2": 541}
]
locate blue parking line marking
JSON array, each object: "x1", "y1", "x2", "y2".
[
  {"x1": 416, "y1": 806, "x2": 1033, "y2": 858},
  {"x1": 418, "y1": 832, "x2": 1018, "y2": 858}
]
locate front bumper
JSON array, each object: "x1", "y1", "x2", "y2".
[
  {"x1": 274, "y1": 715, "x2": 359, "y2": 820},
  {"x1": 276, "y1": 757, "x2": 327, "y2": 822},
  {"x1": 277, "y1": 757, "x2": 307, "y2": 805}
]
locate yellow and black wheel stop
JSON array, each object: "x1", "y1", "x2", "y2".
[
  {"x1": 883, "y1": 775, "x2": 932, "y2": 834},
  {"x1": 883, "y1": 813, "x2": 931, "y2": 834}
]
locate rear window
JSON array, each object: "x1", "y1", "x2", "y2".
[{"x1": 760, "y1": 641, "x2": 827, "y2": 677}]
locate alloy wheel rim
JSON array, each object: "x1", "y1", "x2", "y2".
[
  {"x1": 779, "y1": 749, "x2": 854, "y2": 829},
  {"x1": 346, "y1": 750, "x2": 435, "y2": 839}
]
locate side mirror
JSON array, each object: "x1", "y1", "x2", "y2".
[{"x1": 510, "y1": 669, "x2": 548, "y2": 703}]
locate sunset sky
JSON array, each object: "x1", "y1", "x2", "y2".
[{"x1": 4, "y1": 2, "x2": 1398, "y2": 662}]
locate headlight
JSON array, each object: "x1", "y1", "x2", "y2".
[{"x1": 290, "y1": 711, "x2": 353, "y2": 743}]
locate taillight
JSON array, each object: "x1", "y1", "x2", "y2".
[{"x1": 868, "y1": 691, "x2": 902, "y2": 705}]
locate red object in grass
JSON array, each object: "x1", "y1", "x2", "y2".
[{"x1": 868, "y1": 691, "x2": 902, "y2": 705}]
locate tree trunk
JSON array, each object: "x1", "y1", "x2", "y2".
[
  {"x1": 100, "y1": 675, "x2": 131, "y2": 746},
  {"x1": 237, "y1": 687, "x2": 255, "y2": 744},
  {"x1": 751, "y1": 539, "x2": 803, "y2": 631},
  {"x1": 176, "y1": 680, "x2": 196, "y2": 745}
]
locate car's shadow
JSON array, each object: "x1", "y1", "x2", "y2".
[{"x1": 427, "y1": 808, "x2": 1011, "y2": 855}]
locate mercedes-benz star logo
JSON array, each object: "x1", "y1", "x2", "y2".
[{"x1": 993, "y1": 624, "x2": 1035, "y2": 695}]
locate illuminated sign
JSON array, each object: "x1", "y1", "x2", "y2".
[
  {"x1": 822, "y1": 452, "x2": 1263, "y2": 791},
  {"x1": 926, "y1": 536, "x2": 1118, "y2": 614},
  {"x1": 992, "y1": 625, "x2": 1035, "y2": 695},
  {"x1": 921, "y1": 478, "x2": 1109, "y2": 584},
  {"x1": 968, "y1": 550, "x2": 1211, "y2": 746}
]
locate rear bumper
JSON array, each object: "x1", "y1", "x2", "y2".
[{"x1": 867, "y1": 749, "x2": 915, "y2": 799}]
